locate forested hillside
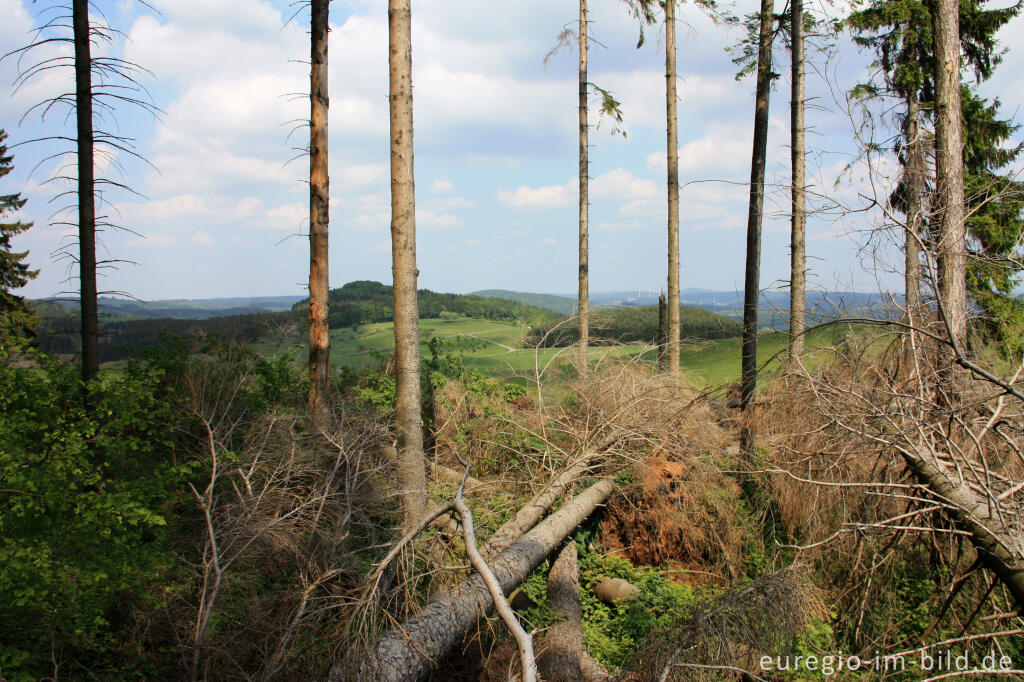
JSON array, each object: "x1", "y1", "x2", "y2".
[
  {"x1": 300, "y1": 280, "x2": 559, "y2": 328},
  {"x1": 29, "y1": 281, "x2": 557, "y2": 361}
]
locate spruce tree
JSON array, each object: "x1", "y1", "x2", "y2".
[
  {"x1": 0, "y1": 129, "x2": 38, "y2": 346},
  {"x1": 847, "y1": 0, "x2": 1023, "y2": 350}
]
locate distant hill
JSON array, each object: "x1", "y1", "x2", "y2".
[
  {"x1": 468, "y1": 288, "x2": 899, "y2": 330},
  {"x1": 33, "y1": 282, "x2": 557, "y2": 362},
  {"x1": 471, "y1": 289, "x2": 578, "y2": 315},
  {"x1": 294, "y1": 281, "x2": 559, "y2": 328},
  {"x1": 42, "y1": 295, "x2": 305, "y2": 320},
  {"x1": 527, "y1": 304, "x2": 742, "y2": 347}
]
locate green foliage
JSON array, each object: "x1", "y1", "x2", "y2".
[
  {"x1": 0, "y1": 354, "x2": 196, "y2": 679},
  {"x1": 301, "y1": 280, "x2": 559, "y2": 329},
  {"x1": 0, "y1": 129, "x2": 38, "y2": 349},
  {"x1": 503, "y1": 381, "x2": 528, "y2": 404},
  {"x1": 354, "y1": 370, "x2": 397, "y2": 414},
  {"x1": 578, "y1": 545, "x2": 700, "y2": 671}
]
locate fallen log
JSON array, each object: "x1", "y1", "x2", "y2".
[
  {"x1": 483, "y1": 454, "x2": 597, "y2": 559},
  {"x1": 537, "y1": 542, "x2": 610, "y2": 682},
  {"x1": 344, "y1": 478, "x2": 615, "y2": 682},
  {"x1": 901, "y1": 445, "x2": 1024, "y2": 612}
]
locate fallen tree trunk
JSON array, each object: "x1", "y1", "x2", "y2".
[
  {"x1": 537, "y1": 541, "x2": 610, "y2": 682},
  {"x1": 346, "y1": 478, "x2": 615, "y2": 682},
  {"x1": 483, "y1": 454, "x2": 598, "y2": 559},
  {"x1": 901, "y1": 445, "x2": 1024, "y2": 612}
]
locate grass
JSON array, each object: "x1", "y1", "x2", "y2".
[
  {"x1": 273, "y1": 315, "x2": 871, "y2": 389},
  {"x1": 678, "y1": 323, "x2": 860, "y2": 387},
  {"x1": 326, "y1": 316, "x2": 645, "y2": 378}
]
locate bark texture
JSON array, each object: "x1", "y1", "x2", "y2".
[
  {"x1": 538, "y1": 543, "x2": 584, "y2": 681},
  {"x1": 389, "y1": 0, "x2": 427, "y2": 530},
  {"x1": 788, "y1": 0, "x2": 806, "y2": 361},
  {"x1": 73, "y1": 0, "x2": 98, "y2": 383},
  {"x1": 658, "y1": 289, "x2": 667, "y2": 371},
  {"x1": 353, "y1": 478, "x2": 615, "y2": 681},
  {"x1": 578, "y1": 0, "x2": 590, "y2": 374},
  {"x1": 482, "y1": 454, "x2": 596, "y2": 560},
  {"x1": 740, "y1": 0, "x2": 775, "y2": 456},
  {"x1": 900, "y1": 446, "x2": 1024, "y2": 612},
  {"x1": 664, "y1": 0, "x2": 681, "y2": 378},
  {"x1": 307, "y1": 0, "x2": 330, "y2": 419},
  {"x1": 932, "y1": 0, "x2": 967, "y2": 346},
  {"x1": 904, "y1": 91, "x2": 923, "y2": 320}
]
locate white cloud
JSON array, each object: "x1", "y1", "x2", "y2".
[
  {"x1": 347, "y1": 213, "x2": 390, "y2": 231},
  {"x1": 591, "y1": 168, "x2": 659, "y2": 201},
  {"x1": 192, "y1": 230, "x2": 215, "y2": 246},
  {"x1": 265, "y1": 203, "x2": 307, "y2": 230},
  {"x1": 431, "y1": 177, "x2": 454, "y2": 193},
  {"x1": 498, "y1": 179, "x2": 575, "y2": 208},
  {"x1": 338, "y1": 163, "x2": 388, "y2": 187},
  {"x1": 424, "y1": 196, "x2": 472, "y2": 210},
  {"x1": 539, "y1": 237, "x2": 556, "y2": 246},
  {"x1": 417, "y1": 209, "x2": 463, "y2": 229}
]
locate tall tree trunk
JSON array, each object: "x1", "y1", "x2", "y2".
[
  {"x1": 389, "y1": 0, "x2": 426, "y2": 530},
  {"x1": 932, "y1": 0, "x2": 967, "y2": 348},
  {"x1": 788, "y1": 0, "x2": 806, "y2": 361},
  {"x1": 308, "y1": 0, "x2": 330, "y2": 420},
  {"x1": 665, "y1": 0, "x2": 681, "y2": 378},
  {"x1": 73, "y1": 0, "x2": 98, "y2": 384},
  {"x1": 904, "y1": 91, "x2": 923, "y2": 320},
  {"x1": 658, "y1": 289, "x2": 667, "y2": 371},
  {"x1": 577, "y1": 0, "x2": 590, "y2": 374},
  {"x1": 740, "y1": 0, "x2": 775, "y2": 457}
]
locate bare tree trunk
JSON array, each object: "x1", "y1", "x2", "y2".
[
  {"x1": 658, "y1": 289, "x2": 667, "y2": 371},
  {"x1": 665, "y1": 0, "x2": 681, "y2": 378},
  {"x1": 932, "y1": 0, "x2": 967, "y2": 347},
  {"x1": 578, "y1": 0, "x2": 590, "y2": 375},
  {"x1": 389, "y1": 0, "x2": 426, "y2": 530},
  {"x1": 740, "y1": 0, "x2": 775, "y2": 457},
  {"x1": 73, "y1": 0, "x2": 98, "y2": 384},
  {"x1": 353, "y1": 478, "x2": 615, "y2": 681},
  {"x1": 308, "y1": 0, "x2": 331, "y2": 420},
  {"x1": 788, "y1": 0, "x2": 806, "y2": 361},
  {"x1": 904, "y1": 91, "x2": 923, "y2": 320}
]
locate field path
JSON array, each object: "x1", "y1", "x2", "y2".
[{"x1": 458, "y1": 333, "x2": 515, "y2": 352}]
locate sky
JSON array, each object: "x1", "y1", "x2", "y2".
[{"x1": 1, "y1": 0, "x2": 1022, "y2": 301}]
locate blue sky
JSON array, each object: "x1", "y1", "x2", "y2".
[{"x1": 2, "y1": 0, "x2": 1022, "y2": 300}]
